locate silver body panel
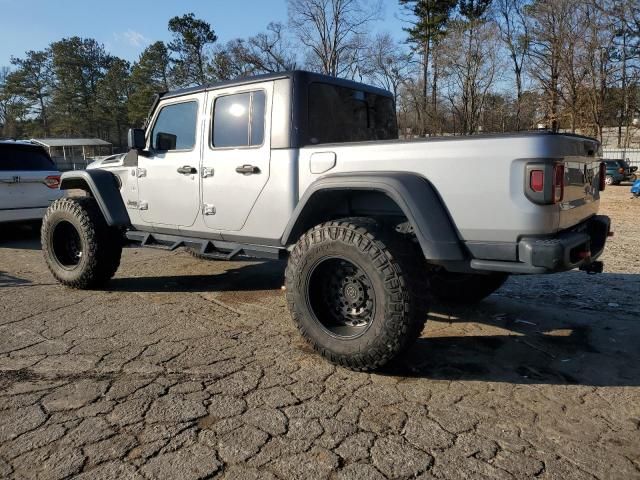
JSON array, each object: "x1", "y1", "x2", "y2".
[{"x1": 89, "y1": 75, "x2": 601, "y2": 249}]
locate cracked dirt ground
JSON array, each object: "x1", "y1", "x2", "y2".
[{"x1": 0, "y1": 187, "x2": 639, "y2": 480}]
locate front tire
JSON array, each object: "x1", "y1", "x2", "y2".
[
  {"x1": 429, "y1": 271, "x2": 508, "y2": 305},
  {"x1": 285, "y1": 219, "x2": 428, "y2": 371},
  {"x1": 41, "y1": 197, "x2": 122, "y2": 289}
]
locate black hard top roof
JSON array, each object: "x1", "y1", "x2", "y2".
[{"x1": 159, "y1": 70, "x2": 393, "y2": 100}]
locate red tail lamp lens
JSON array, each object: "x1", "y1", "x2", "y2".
[
  {"x1": 553, "y1": 164, "x2": 564, "y2": 203},
  {"x1": 530, "y1": 170, "x2": 544, "y2": 192},
  {"x1": 44, "y1": 175, "x2": 61, "y2": 189}
]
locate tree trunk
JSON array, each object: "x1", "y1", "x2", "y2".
[{"x1": 422, "y1": 40, "x2": 430, "y2": 136}]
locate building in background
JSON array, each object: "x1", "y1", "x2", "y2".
[{"x1": 30, "y1": 138, "x2": 113, "y2": 171}]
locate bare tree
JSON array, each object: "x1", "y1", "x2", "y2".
[
  {"x1": 399, "y1": 0, "x2": 457, "y2": 135},
  {"x1": 287, "y1": 0, "x2": 382, "y2": 77},
  {"x1": 212, "y1": 23, "x2": 298, "y2": 80},
  {"x1": 363, "y1": 33, "x2": 414, "y2": 104},
  {"x1": 580, "y1": 0, "x2": 616, "y2": 142},
  {"x1": 558, "y1": 6, "x2": 589, "y2": 133},
  {"x1": 245, "y1": 23, "x2": 298, "y2": 73},
  {"x1": 440, "y1": 16, "x2": 501, "y2": 134},
  {"x1": 495, "y1": 0, "x2": 530, "y2": 130},
  {"x1": 609, "y1": 0, "x2": 640, "y2": 147},
  {"x1": 526, "y1": 0, "x2": 574, "y2": 132}
]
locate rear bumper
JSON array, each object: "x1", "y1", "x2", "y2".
[{"x1": 471, "y1": 215, "x2": 611, "y2": 274}]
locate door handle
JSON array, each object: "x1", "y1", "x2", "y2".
[
  {"x1": 177, "y1": 166, "x2": 197, "y2": 175},
  {"x1": 235, "y1": 164, "x2": 260, "y2": 175}
]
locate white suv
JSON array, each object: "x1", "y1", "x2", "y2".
[{"x1": 0, "y1": 141, "x2": 63, "y2": 223}]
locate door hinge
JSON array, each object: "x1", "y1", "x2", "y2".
[
  {"x1": 138, "y1": 201, "x2": 149, "y2": 211},
  {"x1": 202, "y1": 204, "x2": 216, "y2": 215},
  {"x1": 201, "y1": 167, "x2": 214, "y2": 178},
  {"x1": 136, "y1": 168, "x2": 147, "y2": 178}
]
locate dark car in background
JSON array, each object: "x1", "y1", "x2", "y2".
[{"x1": 603, "y1": 159, "x2": 638, "y2": 185}]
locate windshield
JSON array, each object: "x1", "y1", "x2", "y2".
[{"x1": 0, "y1": 145, "x2": 56, "y2": 171}]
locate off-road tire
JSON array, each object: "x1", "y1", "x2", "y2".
[
  {"x1": 42, "y1": 197, "x2": 123, "y2": 289},
  {"x1": 429, "y1": 271, "x2": 508, "y2": 305},
  {"x1": 285, "y1": 218, "x2": 429, "y2": 371}
]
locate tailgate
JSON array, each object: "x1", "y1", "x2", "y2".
[
  {"x1": 0, "y1": 170, "x2": 61, "y2": 209},
  {"x1": 557, "y1": 137, "x2": 601, "y2": 230}
]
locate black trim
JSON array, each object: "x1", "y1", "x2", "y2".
[
  {"x1": 0, "y1": 206, "x2": 49, "y2": 211},
  {"x1": 471, "y1": 215, "x2": 610, "y2": 274},
  {"x1": 465, "y1": 241, "x2": 517, "y2": 262},
  {"x1": 125, "y1": 230, "x2": 285, "y2": 260},
  {"x1": 59, "y1": 170, "x2": 130, "y2": 227},
  {"x1": 281, "y1": 172, "x2": 466, "y2": 262},
  {"x1": 158, "y1": 70, "x2": 391, "y2": 102}
]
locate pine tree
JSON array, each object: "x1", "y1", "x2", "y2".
[
  {"x1": 399, "y1": 0, "x2": 457, "y2": 134},
  {"x1": 128, "y1": 42, "x2": 171, "y2": 127}
]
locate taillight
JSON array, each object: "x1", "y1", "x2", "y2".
[
  {"x1": 530, "y1": 170, "x2": 544, "y2": 192},
  {"x1": 553, "y1": 164, "x2": 564, "y2": 203},
  {"x1": 44, "y1": 175, "x2": 60, "y2": 189},
  {"x1": 525, "y1": 159, "x2": 566, "y2": 205},
  {"x1": 618, "y1": 167, "x2": 624, "y2": 174},
  {"x1": 599, "y1": 162, "x2": 606, "y2": 191}
]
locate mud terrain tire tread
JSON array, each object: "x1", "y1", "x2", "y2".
[
  {"x1": 285, "y1": 218, "x2": 429, "y2": 371},
  {"x1": 42, "y1": 197, "x2": 122, "y2": 289}
]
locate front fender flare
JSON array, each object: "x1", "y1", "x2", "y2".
[
  {"x1": 59, "y1": 169, "x2": 130, "y2": 227},
  {"x1": 281, "y1": 172, "x2": 465, "y2": 261}
]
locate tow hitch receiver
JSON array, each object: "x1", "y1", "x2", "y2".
[{"x1": 580, "y1": 261, "x2": 604, "y2": 274}]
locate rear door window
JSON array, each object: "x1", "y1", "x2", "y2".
[
  {"x1": 150, "y1": 101, "x2": 198, "y2": 151},
  {"x1": 212, "y1": 90, "x2": 266, "y2": 148},
  {"x1": 0, "y1": 145, "x2": 56, "y2": 171}
]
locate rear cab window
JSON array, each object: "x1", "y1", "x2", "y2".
[
  {"x1": 0, "y1": 144, "x2": 56, "y2": 171},
  {"x1": 307, "y1": 83, "x2": 398, "y2": 145}
]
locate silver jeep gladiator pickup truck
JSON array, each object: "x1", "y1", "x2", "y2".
[{"x1": 41, "y1": 70, "x2": 611, "y2": 370}]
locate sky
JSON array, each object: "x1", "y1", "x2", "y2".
[{"x1": 0, "y1": 0, "x2": 406, "y2": 67}]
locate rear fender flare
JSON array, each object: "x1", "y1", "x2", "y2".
[
  {"x1": 281, "y1": 172, "x2": 465, "y2": 261},
  {"x1": 59, "y1": 169, "x2": 130, "y2": 227}
]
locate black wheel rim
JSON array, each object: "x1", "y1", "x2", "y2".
[
  {"x1": 51, "y1": 221, "x2": 83, "y2": 269},
  {"x1": 307, "y1": 256, "x2": 376, "y2": 338}
]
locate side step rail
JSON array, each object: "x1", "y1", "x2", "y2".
[{"x1": 125, "y1": 231, "x2": 285, "y2": 260}]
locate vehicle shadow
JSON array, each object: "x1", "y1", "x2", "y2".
[
  {"x1": 108, "y1": 260, "x2": 287, "y2": 293},
  {"x1": 111, "y1": 262, "x2": 639, "y2": 386},
  {"x1": 387, "y1": 297, "x2": 640, "y2": 387},
  {"x1": 0, "y1": 222, "x2": 42, "y2": 251},
  {"x1": 0, "y1": 271, "x2": 32, "y2": 287}
]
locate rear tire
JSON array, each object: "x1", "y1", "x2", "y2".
[
  {"x1": 429, "y1": 271, "x2": 508, "y2": 305},
  {"x1": 605, "y1": 175, "x2": 613, "y2": 185},
  {"x1": 41, "y1": 197, "x2": 122, "y2": 289},
  {"x1": 285, "y1": 218, "x2": 429, "y2": 371}
]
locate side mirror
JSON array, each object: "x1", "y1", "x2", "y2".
[{"x1": 127, "y1": 128, "x2": 146, "y2": 150}]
